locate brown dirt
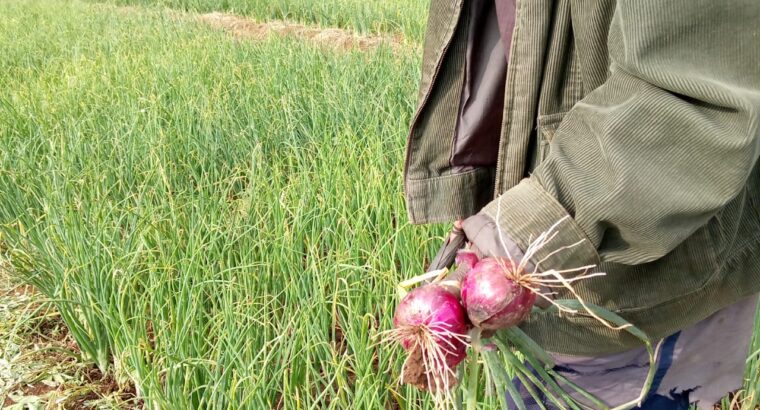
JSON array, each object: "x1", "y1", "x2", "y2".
[
  {"x1": 332, "y1": 319, "x2": 346, "y2": 354},
  {"x1": 274, "y1": 392, "x2": 284, "y2": 410},
  {"x1": 65, "y1": 366, "x2": 141, "y2": 409},
  {"x1": 145, "y1": 319, "x2": 155, "y2": 349},
  {"x1": 2, "y1": 362, "x2": 135, "y2": 408},
  {"x1": 198, "y1": 12, "x2": 406, "y2": 52},
  {"x1": 400, "y1": 347, "x2": 426, "y2": 390},
  {"x1": 20, "y1": 382, "x2": 58, "y2": 398},
  {"x1": 1, "y1": 283, "x2": 36, "y2": 298},
  {"x1": 400, "y1": 347, "x2": 457, "y2": 393}
]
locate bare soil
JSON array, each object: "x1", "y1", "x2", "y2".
[{"x1": 198, "y1": 12, "x2": 406, "y2": 52}]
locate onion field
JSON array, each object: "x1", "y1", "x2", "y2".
[{"x1": 0, "y1": 0, "x2": 757, "y2": 409}]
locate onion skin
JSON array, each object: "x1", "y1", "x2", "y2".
[
  {"x1": 455, "y1": 249, "x2": 480, "y2": 271},
  {"x1": 461, "y1": 257, "x2": 536, "y2": 330},
  {"x1": 393, "y1": 285, "x2": 469, "y2": 367}
]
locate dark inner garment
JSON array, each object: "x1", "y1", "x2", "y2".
[{"x1": 450, "y1": 0, "x2": 514, "y2": 170}]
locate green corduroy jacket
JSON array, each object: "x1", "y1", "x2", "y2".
[{"x1": 404, "y1": 0, "x2": 760, "y2": 355}]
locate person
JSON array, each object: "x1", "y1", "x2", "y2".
[{"x1": 403, "y1": 0, "x2": 760, "y2": 408}]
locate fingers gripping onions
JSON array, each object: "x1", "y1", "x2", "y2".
[{"x1": 385, "y1": 215, "x2": 617, "y2": 408}]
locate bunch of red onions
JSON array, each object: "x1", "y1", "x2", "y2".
[{"x1": 392, "y1": 249, "x2": 536, "y2": 391}]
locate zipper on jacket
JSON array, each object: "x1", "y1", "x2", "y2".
[{"x1": 403, "y1": 0, "x2": 466, "y2": 195}]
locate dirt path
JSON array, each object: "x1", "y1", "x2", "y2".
[{"x1": 198, "y1": 12, "x2": 410, "y2": 52}]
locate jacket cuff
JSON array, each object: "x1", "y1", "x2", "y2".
[
  {"x1": 479, "y1": 178, "x2": 600, "y2": 271},
  {"x1": 405, "y1": 167, "x2": 495, "y2": 224}
]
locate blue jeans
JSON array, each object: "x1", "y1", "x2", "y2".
[{"x1": 505, "y1": 295, "x2": 758, "y2": 410}]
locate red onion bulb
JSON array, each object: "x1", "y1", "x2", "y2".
[
  {"x1": 461, "y1": 257, "x2": 536, "y2": 330},
  {"x1": 393, "y1": 285, "x2": 469, "y2": 367}
]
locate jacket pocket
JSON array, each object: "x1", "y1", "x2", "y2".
[{"x1": 533, "y1": 112, "x2": 566, "y2": 168}]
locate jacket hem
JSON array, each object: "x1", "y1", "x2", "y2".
[{"x1": 405, "y1": 168, "x2": 495, "y2": 224}]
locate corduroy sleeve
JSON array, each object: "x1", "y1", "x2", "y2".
[{"x1": 482, "y1": 0, "x2": 760, "y2": 267}]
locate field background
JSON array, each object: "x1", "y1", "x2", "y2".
[{"x1": 0, "y1": 0, "x2": 757, "y2": 409}]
